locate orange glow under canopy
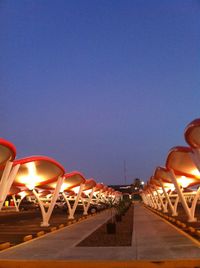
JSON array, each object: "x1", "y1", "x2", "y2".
[
  {"x1": 62, "y1": 172, "x2": 86, "y2": 191},
  {"x1": 42, "y1": 171, "x2": 86, "y2": 192},
  {"x1": 149, "y1": 176, "x2": 160, "y2": 188},
  {"x1": 83, "y1": 179, "x2": 96, "y2": 191},
  {"x1": 71, "y1": 186, "x2": 81, "y2": 194},
  {"x1": 176, "y1": 176, "x2": 197, "y2": 188},
  {"x1": 13, "y1": 156, "x2": 65, "y2": 189},
  {"x1": 154, "y1": 166, "x2": 171, "y2": 183},
  {"x1": 94, "y1": 183, "x2": 104, "y2": 192},
  {"x1": 166, "y1": 147, "x2": 200, "y2": 181},
  {"x1": 18, "y1": 190, "x2": 34, "y2": 199}
]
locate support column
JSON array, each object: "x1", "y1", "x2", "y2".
[
  {"x1": 154, "y1": 188, "x2": 167, "y2": 212},
  {"x1": 12, "y1": 194, "x2": 19, "y2": 212},
  {"x1": 33, "y1": 176, "x2": 64, "y2": 227},
  {"x1": 148, "y1": 190, "x2": 157, "y2": 209},
  {"x1": 63, "y1": 184, "x2": 84, "y2": 220},
  {"x1": 149, "y1": 188, "x2": 160, "y2": 209},
  {"x1": 96, "y1": 190, "x2": 102, "y2": 204},
  {"x1": 0, "y1": 163, "x2": 20, "y2": 210},
  {"x1": 81, "y1": 188, "x2": 95, "y2": 215},
  {"x1": 159, "y1": 180, "x2": 177, "y2": 216},
  {"x1": 169, "y1": 169, "x2": 196, "y2": 222},
  {"x1": 146, "y1": 193, "x2": 153, "y2": 207}
]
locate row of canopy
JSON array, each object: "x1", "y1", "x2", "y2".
[
  {"x1": 141, "y1": 118, "x2": 200, "y2": 222},
  {"x1": 0, "y1": 138, "x2": 122, "y2": 226}
]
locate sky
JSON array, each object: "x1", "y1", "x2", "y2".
[{"x1": 0, "y1": 1, "x2": 200, "y2": 185}]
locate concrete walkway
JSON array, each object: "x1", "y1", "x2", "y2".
[
  {"x1": 132, "y1": 204, "x2": 200, "y2": 260},
  {"x1": 0, "y1": 204, "x2": 200, "y2": 260}
]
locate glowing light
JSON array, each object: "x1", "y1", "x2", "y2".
[
  {"x1": 60, "y1": 182, "x2": 71, "y2": 192},
  {"x1": 84, "y1": 189, "x2": 92, "y2": 195},
  {"x1": 191, "y1": 169, "x2": 200, "y2": 178},
  {"x1": 177, "y1": 176, "x2": 190, "y2": 188},
  {"x1": 18, "y1": 191, "x2": 27, "y2": 199},
  {"x1": 18, "y1": 162, "x2": 43, "y2": 189},
  {"x1": 157, "y1": 189, "x2": 163, "y2": 194},
  {"x1": 163, "y1": 183, "x2": 175, "y2": 192},
  {"x1": 177, "y1": 176, "x2": 194, "y2": 188},
  {"x1": 94, "y1": 188, "x2": 100, "y2": 193},
  {"x1": 26, "y1": 181, "x2": 35, "y2": 190},
  {"x1": 72, "y1": 186, "x2": 80, "y2": 194}
]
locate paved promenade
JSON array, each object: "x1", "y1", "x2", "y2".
[{"x1": 0, "y1": 204, "x2": 200, "y2": 260}]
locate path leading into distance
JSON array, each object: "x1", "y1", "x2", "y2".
[{"x1": 0, "y1": 204, "x2": 200, "y2": 260}]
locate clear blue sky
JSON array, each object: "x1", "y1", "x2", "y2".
[{"x1": 1, "y1": 1, "x2": 200, "y2": 185}]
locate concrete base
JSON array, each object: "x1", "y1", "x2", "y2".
[{"x1": 187, "y1": 217, "x2": 197, "y2": 222}]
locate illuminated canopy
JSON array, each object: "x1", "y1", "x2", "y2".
[
  {"x1": 102, "y1": 186, "x2": 108, "y2": 192},
  {"x1": 154, "y1": 166, "x2": 171, "y2": 183},
  {"x1": 0, "y1": 138, "x2": 16, "y2": 166},
  {"x1": 166, "y1": 146, "x2": 200, "y2": 187},
  {"x1": 141, "y1": 118, "x2": 200, "y2": 222},
  {"x1": 32, "y1": 171, "x2": 85, "y2": 193},
  {"x1": 185, "y1": 118, "x2": 200, "y2": 148},
  {"x1": 59, "y1": 171, "x2": 86, "y2": 193},
  {"x1": 149, "y1": 176, "x2": 160, "y2": 188},
  {"x1": 83, "y1": 179, "x2": 96, "y2": 191},
  {"x1": 94, "y1": 183, "x2": 104, "y2": 192},
  {"x1": 153, "y1": 167, "x2": 175, "y2": 190},
  {"x1": 107, "y1": 187, "x2": 115, "y2": 195},
  {"x1": 12, "y1": 156, "x2": 65, "y2": 189}
]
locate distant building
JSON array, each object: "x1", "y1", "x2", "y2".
[{"x1": 109, "y1": 178, "x2": 144, "y2": 200}]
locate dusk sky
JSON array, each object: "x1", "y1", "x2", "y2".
[{"x1": 1, "y1": 1, "x2": 200, "y2": 185}]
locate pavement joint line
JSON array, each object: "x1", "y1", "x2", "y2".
[
  {"x1": 144, "y1": 205, "x2": 200, "y2": 248},
  {"x1": 0, "y1": 210, "x2": 110, "y2": 253}
]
